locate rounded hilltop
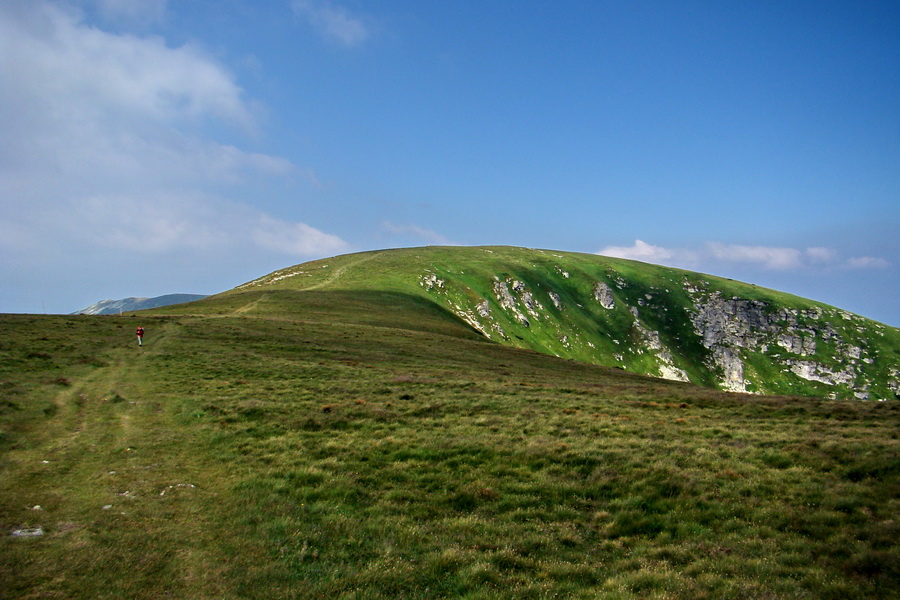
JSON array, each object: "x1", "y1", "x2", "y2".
[{"x1": 199, "y1": 246, "x2": 899, "y2": 400}]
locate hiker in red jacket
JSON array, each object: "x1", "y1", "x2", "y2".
[{"x1": 136, "y1": 326, "x2": 144, "y2": 346}]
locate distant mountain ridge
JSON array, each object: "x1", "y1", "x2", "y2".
[
  {"x1": 215, "y1": 246, "x2": 899, "y2": 400},
  {"x1": 73, "y1": 294, "x2": 207, "y2": 315}
]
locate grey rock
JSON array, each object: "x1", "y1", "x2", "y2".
[
  {"x1": 548, "y1": 291, "x2": 563, "y2": 310},
  {"x1": 11, "y1": 527, "x2": 44, "y2": 537},
  {"x1": 594, "y1": 282, "x2": 616, "y2": 310}
]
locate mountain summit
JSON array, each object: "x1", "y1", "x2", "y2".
[{"x1": 73, "y1": 294, "x2": 208, "y2": 315}]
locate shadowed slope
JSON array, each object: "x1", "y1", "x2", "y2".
[{"x1": 148, "y1": 289, "x2": 486, "y2": 342}]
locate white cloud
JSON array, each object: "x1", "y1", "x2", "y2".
[
  {"x1": 597, "y1": 239, "x2": 703, "y2": 268},
  {"x1": 597, "y1": 239, "x2": 890, "y2": 272},
  {"x1": 846, "y1": 256, "x2": 890, "y2": 269},
  {"x1": 805, "y1": 247, "x2": 837, "y2": 263},
  {"x1": 0, "y1": 1, "x2": 263, "y2": 187},
  {"x1": 3, "y1": 7, "x2": 254, "y2": 128},
  {"x1": 292, "y1": 0, "x2": 369, "y2": 47},
  {"x1": 706, "y1": 242, "x2": 803, "y2": 270},
  {"x1": 0, "y1": 1, "x2": 345, "y2": 304},
  {"x1": 381, "y1": 220, "x2": 451, "y2": 245},
  {"x1": 253, "y1": 215, "x2": 348, "y2": 256},
  {"x1": 70, "y1": 194, "x2": 227, "y2": 252},
  {"x1": 599, "y1": 239, "x2": 674, "y2": 262},
  {"x1": 0, "y1": 192, "x2": 346, "y2": 262}
]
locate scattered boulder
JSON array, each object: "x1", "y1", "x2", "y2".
[
  {"x1": 548, "y1": 291, "x2": 563, "y2": 310},
  {"x1": 11, "y1": 527, "x2": 43, "y2": 537},
  {"x1": 594, "y1": 283, "x2": 616, "y2": 310}
]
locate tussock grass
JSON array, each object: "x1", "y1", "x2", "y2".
[{"x1": 1, "y1": 299, "x2": 898, "y2": 598}]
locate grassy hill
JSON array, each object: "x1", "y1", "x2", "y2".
[
  {"x1": 1, "y1": 247, "x2": 898, "y2": 598},
  {"x1": 218, "y1": 246, "x2": 899, "y2": 400}
]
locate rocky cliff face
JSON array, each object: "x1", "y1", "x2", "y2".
[{"x1": 683, "y1": 285, "x2": 881, "y2": 398}]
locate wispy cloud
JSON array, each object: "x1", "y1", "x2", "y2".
[
  {"x1": 292, "y1": 0, "x2": 369, "y2": 47},
  {"x1": 253, "y1": 215, "x2": 348, "y2": 256},
  {"x1": 706, "y1": 242, "x2": 805, "y2": 270},
  {"x1": 83, "y1": 0, "x2": 168, "y2": 25},
  {"x1": 72, "y1": 194, "x2": 225, "y2": 253},
  {"x1": 598, "y1": 240, "x2": 689, "y2": 264},
  {"x1": 54, "y1": 194, "x2": 347, "y2": 258},
  {"x1": 846, "y1": 256, "x2": 891, "y2": 269},
  {"x1": 597, "y1": 240, "x2": 890, "y2": 271},
  {"x1": 0, "y1": 1, "x2": 258, "y2": 158},
  {"x1": 381, "y1": 221, "x2": 451, "y2": 245},
  {"x1": 805, "y1": 247, "x2": 838, "y2": 263},
  {"x1": 0, "y1": 1, "x2": 342, "y2": 268}
]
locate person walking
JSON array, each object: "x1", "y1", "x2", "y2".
[{"x1": 136, "y1": 326, "x2": 144, "y2": 346}]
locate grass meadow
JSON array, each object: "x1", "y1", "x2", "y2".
[{"x1": 1, "y1": 292, "x2": 898, "y2": 598}]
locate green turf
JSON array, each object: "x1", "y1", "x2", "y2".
[{"x1": 2, "y1": 286, "x2": 898, "y2": 598}]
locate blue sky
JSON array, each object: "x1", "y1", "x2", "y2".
[{"x1": 1, "y1": 0, "x2": 898, "y2": 325}]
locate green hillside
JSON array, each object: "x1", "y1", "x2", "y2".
[
  {"x1": 215, "y1": 246, "x2": 899, "y2": 400},
  {"x1": 2, "y1": 248, "x2": 898, "y2": 598}
]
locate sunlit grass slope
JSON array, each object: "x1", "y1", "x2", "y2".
[
  {"x1": 1, "y1": 289, "x2": 898, "y2": 598},
  {"x1": 210, "y1": 246, "x2": 899, "y2": 399}
]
